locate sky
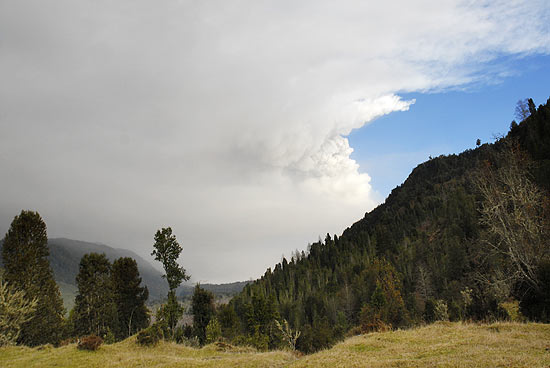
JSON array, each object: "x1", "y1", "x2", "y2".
[{"x1": 1, "y1": 0, "x2": 549, "y2": 283}]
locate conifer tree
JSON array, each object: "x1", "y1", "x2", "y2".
[
  {"x1": 73, "y1": 253, "x2": 118, "y2": 338},
  {"x1": 111, "y1": 257, "x2": 150, "y2": 339},
  {"x1": 191, "y1": 285, "x2": 215, "y2": 345},
  {"x1": 2, "y1": 210, "x2": 64, "y2": 345}
]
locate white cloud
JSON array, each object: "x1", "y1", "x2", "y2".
[{"x1": 0, "y1": 0, "x2": 549, "y2": 282}]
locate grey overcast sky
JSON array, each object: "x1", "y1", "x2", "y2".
[{"x1": 1, "y1": 0, "x2": 549, "y2": 283}]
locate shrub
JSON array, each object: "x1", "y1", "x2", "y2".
[
  {"x1": 433, "y1": 300, "x2": 449, "y2": 321},
  {"x1": 360, "y1": 318, "x2": 391, "y2": 333},
  {"x1": 232, "y1": 328, "x2": 269, "y2": 351},
  {"x1": 0, "y1": 276, "x2": 38, "y2": 346},
  {"x1": 183, "y1": 336, "x2": 200, "y2": 348},
  {"x1": 206, "y1": 318, "x2": 222, "y2": 344},
  {"x1": 173, "y1": 326, "x2": 185, "y2": 343},
  {"x1": 77, "y1": 335, "x2": 103, "y2": 351},
  {"x1": 275, "y1": 319, "x2": 300, "y2": 351},
  {"x1": 498, "y1": 300, "x2": 525, "y2": 322},
  {"x1": 136, "y1": 324, "x2": 163, "y2": 346},
  {"x1": 425, "y1": 299, "x2": 449, "y2": 322},
  {"x1": 103, "y1": 329, "x2": 116, "y2": 344},
  {"x1": 59, "y1": 337, "x2": 77, "y2": 347}
]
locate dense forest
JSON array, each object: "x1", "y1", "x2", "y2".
[{"x1": 224, "y1": 97, "x2": 550, "y2": 352}]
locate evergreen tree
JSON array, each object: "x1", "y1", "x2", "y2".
[
  {"x1": 205, "y1": 318, "x2": 221, "y2": 343},
  {"x1": 73, "y1": 253, "x2": 118, "y2": 338},
  {"x1": 191, "y1": 285, "x2": 215, "y2": 345},
  {"x1": 217, "y1": 303, "x2": 240, "y2": 339},
  {"x1": 111, "y1": 257, "x2": 150, "y2": 339},
  {"x1": 2, "y1": 210, "x2": 64, "y2": 345}
]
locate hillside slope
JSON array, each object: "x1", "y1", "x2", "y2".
[
  {"x1": 0, "y1": 322, "x2": 547, "y2": 367},
  {"x1": 230, "y1": 97, "x2": 550, "y2": 352},
  {"x1": 292, "y1": 322, "x2": 550, "y2": 368}
]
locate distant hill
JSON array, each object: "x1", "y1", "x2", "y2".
[
  {"x1": 0, "y1": 237, "x2": 169, "y2": 301},
  {"x1": 0, "y1": 237, "x2": 249, "y2": 305},
  {"x1": 179, "y1": 281, "x2": 251, "y2": 299}
]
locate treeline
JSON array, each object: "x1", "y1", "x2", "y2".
[
  {"x1": 0, "y1": 213, "x2": 223, "y2": 348},
  {"x1": 213, "y1": 97, "x2": 550, "y2": 353},
  {"x1": 0, "y1": 211, "x2": 150, "y2": 345},
  {"x1": 2, "y1": 97, "x2": 549, "y2": 353}
]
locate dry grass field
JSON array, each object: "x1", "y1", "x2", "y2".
[
  {"x1": 294, "y1": 322, "x2": 550, "y2": 368},
  {"x1": 1, "y1": 322, "x2": 548, "y2": 368}
]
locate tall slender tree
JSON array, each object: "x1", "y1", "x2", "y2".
[
  {"x1": 152, "y1": 227, "x2": 189, "y2": 291},
  {"x1": 152, "y1": 227, "x2": 190, "y2": 337},
  {"x1": 111, "y1": 257, "x2": 150, "y2": 339},
  {"x1": 2, "y1": 210, "x2": 64, "y2": 345}
]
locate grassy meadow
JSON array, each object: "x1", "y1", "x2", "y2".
[{"x1": 1, "y1": 322, "x2": 548, "y2": 368}]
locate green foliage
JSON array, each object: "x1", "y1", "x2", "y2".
[
  {"x1": 103, "y1": 329, "x2": 116, "y2": 344},
  {"x1": 233, "y1": 326, "x2": 270, "y2": 351},
  {"x1": 244, "y1": 293, "x2": 278, "y2": 336},
  {"x1": 156, "y1": 291, "x2": 184, "y2": 339},
  {"x1": 205, "y1": 318, "x2": 222, "y2": 343},
  {"x1": 111, "y1": 257, "x2": 150, "y2": 340},
  {"x1": 358, "y1": 259, "x2": 408, "y2": 330},
  {"x1": 217, "y1": 303, "x2": 240, "y2": 339},
  {"x1": 151, "y1": 227, "x2": 189, "y2": 292},
  {"x1": 0, "y1": 275, "x2": 38, "y2": 346},
  {"x1": 1, "y1": 210, "x2": 64, "y2": 346},
  {"x1": 136, "y1": 323, "x2": 163, "y2": 346},
  {"x1": 192, "y1": 285, "x2": 215, "y2": 345},
  {"x1": 296, "y1": 317, "x2": 334, "y2": 354},
  {"x1": 73, "y1": 253, "x2": 118, "y2": 338},
  {"x1": 498, "y1": 300, "x2": 525, "y2": 322},
  {"x1": 151, "y1": 227, "x2": 190, "y2": 340}
]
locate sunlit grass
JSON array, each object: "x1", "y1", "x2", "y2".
[
  {"x1": 1, "y1": 322, "x2": 548, "y2": 367},
  {"x1": 291, "y1": 322, "x2": 550, "y2": 368},
  {"x1": 0, "y1": 336, "x2": 297, "y2": 368}
]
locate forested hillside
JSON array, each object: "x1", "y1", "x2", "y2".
[{"x1": 227, "y1": 98, "x2": 550, "y2": 353}]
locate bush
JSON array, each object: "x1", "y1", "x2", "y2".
[
  {"x1": 59, "y1": 337, "x2": 77, "y2": 347},
  {"x1": 206, "y1": 318, "x2": 222, "y2": 344},
  {"x1": 183, "y1": 336, "x2": 200, "y2": 348},
  {"x1": 103, "y1": 329, "x2": 116, "y2": 344},
  {"x1": 136, "y1": 324, "x2": 163, "y2": 346},
  {"x1": 77, "y1": 335, "x2": 103, "y2": 351},
  {"x1": 232, "y1": 328, "x2": 269, "y2": 351},
  {"x1": 173, "y1": 326, "x2": 185, "y2": 343},
  {"x1": 498, "y1": 300, "x2": 525, "y2": 322},
  {"x1": 425, "y1": 299, "x2": 449, "y2": 322}
]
